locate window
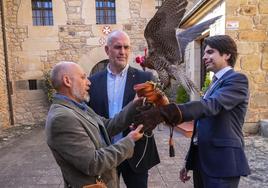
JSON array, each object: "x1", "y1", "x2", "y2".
[
  {"x1": 155, "y1": 0, "x2": 164, "y2": 9},
  {"x1": 96, "y1": 0, "x2": 116, "y2": 24},
  {"x1": 32, "y1": 0, "x2": 53, "y2": 26},
  {"x1": 28, "y1": 80, "x2": 37, "y2": 90}
]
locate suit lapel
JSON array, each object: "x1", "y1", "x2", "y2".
[
  {"x1": 100, "y1": 70, "x2": 109, "y2": 117},
  {"x1": 55, "y1": 99, "x2": 99, "y2": 129},
  {"x1": 54, "y1": 99, "x2": 107, "y2": 147},
  {"x1": 98, "y1": 124, "x2": 111, "y2": 145},
  {"x1": 207, "y1": 69, "x2": 234, "y2": 97},
  {"x1": 206, "y1": 80, "x2": 221, "y2": 97},
  {"x1": 123, "y1": 67, "x2": 136, "y2": 106},
  {"x1": 86, "y1": 107, "x2": 111, "y2": 145}
]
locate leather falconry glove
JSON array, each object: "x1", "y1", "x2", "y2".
[
  {"x1": 134, "y1": 81, "x2": 169, "y2": 106},
  {"x1": 133, "y1": 81, "x2": 182, "y2": 157},
  {"x1": 133, "y1": 103, "x2": 183, "y2": 132}
]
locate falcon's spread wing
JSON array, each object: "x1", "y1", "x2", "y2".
[
  {"x1": 144, "y1": 0, "x2": 188, "y2": 65},
  {"x1": 177, "y1": 16, "x2": 222, "y2": 63},
  {"x1": 140, "y1": 0, "x2": 221, "y2": 95}
]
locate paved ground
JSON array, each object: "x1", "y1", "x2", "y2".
[{"x1": 0, "y1": 124, "x2": 267, "y2": 188}]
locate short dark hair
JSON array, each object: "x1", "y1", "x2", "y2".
[{"x1": 204, "y1": 35, "x2": 237, "y2": 67}]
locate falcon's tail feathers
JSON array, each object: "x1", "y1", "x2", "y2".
[{"x1": 169, "y1": 66, "x2": 203, "y2": 96}]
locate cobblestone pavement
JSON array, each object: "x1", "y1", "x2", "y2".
[
  {"x1": 144, "y1": 126, "x2": 266, "y2": 188},
  {"x1": 243, "y1": 136, "x2": 268, "y2": 188},
  {"x1": 0, "y1": 124, "x2": 267, "y2": 188}
]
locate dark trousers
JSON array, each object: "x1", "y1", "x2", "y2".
[
  {"x1": 118, "y1": 160, "x2": 148, "y2": 188},
  {"x1": 192, "y1": 146, "x2": 240, "y2": 188}
]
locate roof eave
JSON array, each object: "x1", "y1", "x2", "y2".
[{"x1": 180, "y1": 0, "x2": 222, "y2": 28}]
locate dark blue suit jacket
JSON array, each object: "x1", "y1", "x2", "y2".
[
  {"x1": 180, "y1": 69, "x2": 250, "y2": 177},
  {"x1": 88, "y1": 66, "x2": 160, "y2": 173}
]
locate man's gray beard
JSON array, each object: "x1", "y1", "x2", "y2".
[
  {"x1": 72, "y1": 84, "x2": 90, "y2": 103},
  {"x1": 85, "y1": 95, "x2": 90, "y2": 103}
]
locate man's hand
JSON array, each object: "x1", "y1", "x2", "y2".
[
  {"x1": 179, "y1": 167, "x2": 191, "y2": 183},
  {"x1": 127, "y1": 124, "x2": 144, "y2": 142}
]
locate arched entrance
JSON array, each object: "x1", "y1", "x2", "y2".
[{"x1": 89, "y1": 59, "x2": 109, "y2": 77}]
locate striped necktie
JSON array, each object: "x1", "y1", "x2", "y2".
[{"x1": 204, "y1": 75, "x2": 218, "y2": 98}]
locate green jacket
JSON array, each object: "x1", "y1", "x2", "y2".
[{"x1": 46, "y1": 97, "x2": 139, "y2": 188}]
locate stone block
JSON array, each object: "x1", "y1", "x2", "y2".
[
  {"x1": 68, "y1": 14, "x2": 80, "y2": 20},
  {"x1": 259, "y1": 0, "x2": 268, "y2": 14},
  {"x1": 240, "y1": 55, "x2": 261, "y2": 71},
  {"x1": 260, "y1": 119, "x2": 268, "y2": 137},
  {"x1": 68, "y1": 1, "x2": 82, "y2": 7},
  {"x1": 259, "y1": 15, "x2": 268, "y2": 25},
  {"x1": 86, "y1": 37, "x2": 101, "y2": 46},
  {"x1": 238, "y1": 5, "x2": 257, "y2": 16},
  {"x1": 245, "y1": 108, "x2": 259, "y2": 122},
  {"x1": 225, "y1": 31, "x2": 239, "y2": 40},
  {"x1": 237, "y1": 42, "x2": 258, "y2": 55},
  {"x1": 243, "y1": 122, "x2": 259, "y2": 135},
  {"x1": 262, "y1": 58, "x2": 268, "y2": 70},
  {"x1": 239, "y1": 30, "x2": 268, "y2": 41},
  {"x1": 251, "y1": 93, "x2": 268, "y2": 108},
  {"x1": 16, "y1": 90, "x2": 47, "y2": 101},
  {"x1": 259, "y1": 111, "x2": 268, "y2": 120},
  {"x1": 226, "y1": 6, "x2": 239, "y2": 16},
  {"x1": 225, "y1": 0, "x2": 247, "y2": 7},
  {"x1": 14, "y1": 80, "x2": 28, "y2": 90},
  {"x1": 248, "y1": 0, "x2": 258, "y2": 4},
  {"x1": 254, "y1": 24, "x2": 267, "y2": 30},
  {"x1": 252, "y1": 72, "x2": 266, "y2": 83},
  {"x1": 262, "y1": 43, "x2": 268, "y2": 53},
  {"x1": 262, "y1": 54, "x2": 268, "y2": 70},
  {"x1": 257, "y1": 83, "x2": 268, "y2": 92}
]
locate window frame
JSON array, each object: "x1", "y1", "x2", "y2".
[
  {"x1": 155, "y1": 0, "x2": 164, "y2": 9},
  {"x1": 96, "y1": 0, "x2": 116, "y2": 24},
  {"x1": 31, "y1": 0, "x2": 53, "y2": 26}
]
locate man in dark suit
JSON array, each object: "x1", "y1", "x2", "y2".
[
  {"x1": 134, "y1": 35, "x2": 250, "y2": 188},
  {"x1": 89, "y1": 30, "x2": 160, "y2": 188},
  {"x1": 45, "y1": 61, "x2": 144, "y2": 188}
]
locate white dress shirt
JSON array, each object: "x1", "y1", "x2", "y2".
[{"x1": 107, "y1": 64, "x2": 129, "y2": 143}]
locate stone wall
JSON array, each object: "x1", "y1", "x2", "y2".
[
  {"x1": 2, "y1": 0, "x2": 267, "y2": 129},
  {"x1": 42, "y1": 0, "x2": 94, "y2": 71},
  {"x1": 0, "y1": 3, "x2": 11, "y2": 129},
  {"x1": 4, "y1": 0, "x2": 49, "y2": 126},
  {"x1": 12, "y1": 90, "x2": 49, "y2": 125},
  {"x1": 3, "y1": 0, "x2": 157, "y2": 126},
  {"x1": 226, "y1": 0, "x2": 268, "y2": 133}
]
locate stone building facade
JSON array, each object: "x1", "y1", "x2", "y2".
[
  {"x1": 0, "y1": 0, "x2": 179, "y2": 128},
  {"x1": 181, "y1": 0, "x2": 268, "y2": 134},
  {"x1": 0, "y1": 0, "x2": 267, "y2": 134},
  {"x1": 226, "y1": 0, "x2": 268, "y2": 133},
  {"x1": 0, "y1": 2, "x2": 11, "y2": 129}
]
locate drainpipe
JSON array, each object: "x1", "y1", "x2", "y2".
[{"x1": 0, "y1": 0, "x2": 14, "y2": 125}]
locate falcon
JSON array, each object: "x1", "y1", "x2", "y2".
[{"x1": 135, "y1": 0, "x2": 221, "y2": 95}]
